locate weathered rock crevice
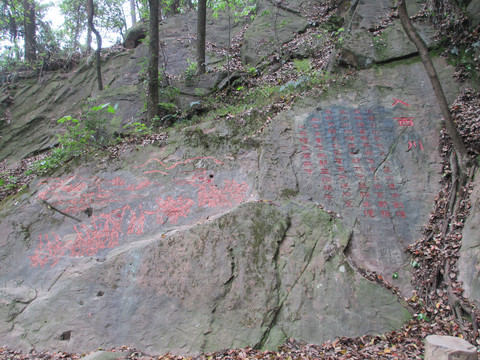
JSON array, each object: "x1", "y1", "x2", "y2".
[{"x1": 255, "y1": 215, "x2": 291, "y2": 349}]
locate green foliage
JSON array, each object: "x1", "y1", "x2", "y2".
[
  {"x1": 247, "y1": 66, "x2": 258, "y2": 77},
  {"x1": 0, "y1": 174, "x2": 19, "y2": 192},
  {"x1": 184, "y1": 59, "x2": 198, "y2": 83},
  {"x1": 293, "y1": 58, "x2": 312, "y2": 73},
  {"x1": 417, "y1": 313, "x2": 429, "y2": 321},
  {"x1": 158, "y1": 102, "x2": 177, "y2": 113},
  {"x1": 0, "y1": 0, "x2": 27, "y2": 60},
  {"x1": 335, "y1": 27, "x2": 345, "y2": 44},
  {"x1": 33, "y1": 103, "x2": 117, "y2": 174},
  {"x1": 59, "y1": 0, "x2": 127, "y2": 48},
  {"x1": 322, "y1": 13, "x2": 343, "y2": 32},
  {"x1": 211, "y1": 0, "x2": 257, "y2": 20},
  {"x1": 447, "y1": 44, "x2": 480, "y2": 81},
  {"x1": 123, "y1": 121, "x2": 152, "y2": 136},
  {"x1": 136, "y1": 0, "x2": 195, "y2": 19},
  {"x1": 0, "y1": 0, "x2": 54, "y2": 65}
]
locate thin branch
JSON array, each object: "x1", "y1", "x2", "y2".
[
  {"x1": 397, "y1": 0, "x2": 469, "y2": 180},
  {"x1": 42, "y1": 200, "x2": 81, "y2": 222}
]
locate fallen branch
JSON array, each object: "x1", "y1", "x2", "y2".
[{"x1": 41, "y1": 200, "x2": 81, "y2": 222}]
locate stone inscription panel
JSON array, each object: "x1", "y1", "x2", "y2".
[
  {"x1": 30, "y1": 157, "x2": 250, "y2": 268},
  {"x1": 296, "y1": 102, "x2": 423, "y2": 228}
]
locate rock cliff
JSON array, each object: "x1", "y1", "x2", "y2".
[{"x1": 0, "y1": 0, "x2": 479, "y2": 355}]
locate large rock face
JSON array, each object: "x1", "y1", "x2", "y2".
[
  {"x1": 338, "y1": 0, "x2": 437, "y2": 69},
  {"x1": 459, "y1": 168, "x2": 480, "y2": 302},
  {"x1": 0, "y1": 54, "x2": 464, "y2": 354},
  {"x1": 0, "y1": 0, "x2": 473, "y2": 356}
]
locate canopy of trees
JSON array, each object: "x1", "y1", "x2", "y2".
[{"x1": 0, "y1": 0, "x2": 255, "y2": 70}]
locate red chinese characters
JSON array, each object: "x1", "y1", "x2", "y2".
[
  {"x1": 295, "y1": 106, "x2": 410, "y2": 221},
  {"x1": 30, "y1": 159, "x2": 250, "y2": 268}
]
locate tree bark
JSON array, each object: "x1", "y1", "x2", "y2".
[
  {"x1": 147, "y1": 0, "x2": 159, "y2": 121},
  {"x1": 398, "y1": 0, "x2": 469, "y2": 180},
  {"x1": 86, "y1": 28, "x2": 92, "y2": 53},
  {"x1": 24, "y1": 0, "x2": 36, "y2": 61},
  {"x1": 196, "y1": 0, "x2": 206, "y2": 74},
  {"x1": 130, "y1": 0, "x2": 137, "y2": 25},
  {"x1": 87, "y1": 0, "x2": 103, "y2": 91}
]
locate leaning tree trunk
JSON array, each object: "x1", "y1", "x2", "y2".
[
  {"x1": 147, "y1": 0, "x2": 159, "y2": 121},
  {"x1": 87, "y1": 0, "x2": 103, "y2": 91},
  {"x1": 24, "y1": 0, "x2": 36, "y2": 62},
  {"x1": 196, "y1": 0, "x2": 206, "y2": 74},
  {"x1": 398, "y1": 0, "x2": 469, "y2": 181}
]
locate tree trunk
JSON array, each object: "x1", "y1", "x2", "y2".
[
  {"x1": 398, "y1": 0, "x2": 469, "y2": 180},
  {"x1": 130, "y1": 0, "x2": 137, "y2": 25},
  {"x1": 87, "y1": 28, "x2": 92, "y2": 53},
  {"x1": 196, "y1": 0, "x2": 206, "y2": 74},
  {"x1": 24, "y1": 0, "x2": 36, "y2": 61},
  {"x1": 87, "y1": 0, "x2": 103, "y2": 91},
  {"x1": 147, "y1": 0, "x2": 159, "y2": 121}
]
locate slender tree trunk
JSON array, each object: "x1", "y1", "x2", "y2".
[
  {"x1": 87, "y1": 28, "x2": 92, "y2": 53},
  {"x1": 73, "y1": 4, "x2": 82, "y2": 49},
  {"x1": 24, "y1": 0, "x2": 36, "y2": 61},
  {"x1": 87, "y1": 0, "x2": 103, "y2": 91},
  {"x1": 398, "y1": 0, "x2": 469, "y2": 180},
  {"x1": 147, "y1": 0, "x2": 159, "y2": 121},
  {"x1": 227, "y1": 0, "x2": 231, "y2": 80},
  {"x1": 12, "y1": 36, "x2": 21, "y2": 60},
  {"x1": 196, "y1": 0, "x2": 206, "y2": 74},
  {"x1": 86, "y1": 0, "x2": 92, "y2": 53},
  {"x1": 130, "y1": 0, "x2": 137, "y2": 25}
]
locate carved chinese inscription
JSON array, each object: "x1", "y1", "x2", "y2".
[
  {"x1": 297, "y1": 105, "x2": 413, "y2": 221},
  {"x1": 30, "y1": 157, "x2": 250, "y2": 268}
]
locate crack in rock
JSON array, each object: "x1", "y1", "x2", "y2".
[{"x1": 201, "y1": 245, "x2": 236, "y2": 352}]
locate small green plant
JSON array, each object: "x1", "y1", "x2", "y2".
[
  {"x1": 159, "y1": 86, "x2": 180, "y2": 102},
  {"x1": 33, "y1": 103, "x2": 117, "y2": 174},
  {"x1": 335, "y1": 27, "x2": 345, "y2": 44},
  {"x1": 417, "y1": 313, "x2": 429, "y2": 321},
  {"x1": 293, "y1": 58, "x2": 312, "y2": 73},
  {"x1": 123, "y1": 121, "x2": 152, "y2": 136},
  {"x1": 0, "y1": 174, "x2": 19, "y2": 191},
  {"x1": 184, "y1": 59, "x2": 198, "y2": 83},
  {"x1": 158, "y1": 102, "x2": 177, "y2": 113},
  {"x1": 392, "y1": 272, "x2": 399, "y2": 279},
  {"x1": 247, "y1": 67, "x2": 258, "y2": 77}
]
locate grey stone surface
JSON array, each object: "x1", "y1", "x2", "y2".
[
  {"x1": 124, "y1": 21, "x2": 147, "y2": 49},
  {"x1": 468, "y1": 0, "x2": 480, "y2": 27},
  {"x1": 349, "y1": 0, "x2": 392, "y2": 31},
  {"x1": 241, "y1": 2, "x2": 309, "y2": 65},
  {"x1": 424, "y1": 335, "x2": 478, "y2": 360},
  {"x1": 0, "y1": 0, "x2": 475, "y2": 356},
  {"x1": 338, "y1": 0, "x2": 437, "y2": 69},
  {"x1": 0, "y1": 54, "x2": 464, "y2": 354},
  {"x1": 82, "y1": 350, "x2": 134, "y2": 360},
  {"x1": 339, "y1": 20, "x2": 438, "y2": 69},
  {"x1": 459, "y1": 167, "x2": 480, "y2": 302}
]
